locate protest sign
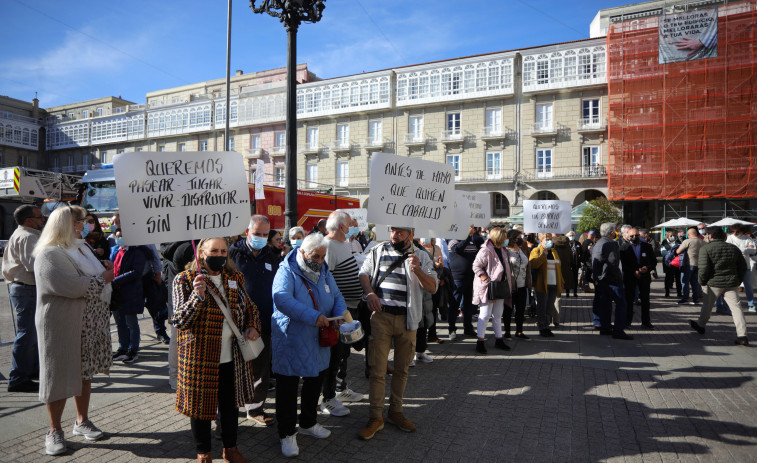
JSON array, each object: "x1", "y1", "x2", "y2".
[
  {"x1": 523, "y1": 200, "x2": 572, "y2": 234},
  {"x1": 254, "y1": 159, "x2": 265, "y2": 200},
  {"x1": 114, "y1": 151, "x2": 251, "y2": 245},
  {"x1": 366, "y1": 152, "x2": 455, "y2": 232},
  {"x1": 659, "y1": 7, "x2": 718, "y2": 64},
  {"x1": 338, "y1": 208, "x2": 369, "y2": 231},
  {"x1": 430, "y1": 190, "x2": 492, "y2": 239}
]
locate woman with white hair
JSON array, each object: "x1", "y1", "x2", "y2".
[
  {"x1": 272, "y1": 233, "x2": 347, "y2": 458},
  {"x1": 33, "y1": 205, "x2": 115, "y2": 455},
  {"x1": 288, "y1": 226, "x2": 306, "y2": 247}
]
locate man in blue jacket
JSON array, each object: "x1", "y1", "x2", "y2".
[
  {"x1": 591, "y1": 222, "x2": 633, "y2": 340},
  {"x1": 229, "y1": 214, "x2": 282, "y2": 426},
  {"x1": 447, "y1": 225, "x2": 484, "y2": 340}
]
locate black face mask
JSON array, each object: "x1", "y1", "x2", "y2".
[
  {"x1": 516, "y1": 237, "x2": 523, "y2": 246},
  {"x1": 391, "y1": 239, "x2": 408, "y2": 252},
  {"x1": 630, "y1": 237, "x2": 640, "y2": 245},
  {"x1": 204, "y1": 256, "x2": 227, "y2": 273}
]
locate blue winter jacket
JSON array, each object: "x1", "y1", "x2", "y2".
[
  {"x1": 110, "y1": 245, "x2": 149, "y2": 315},
  {"x1": 271, "y1": 249, "x2": 347, "y2": 377}
]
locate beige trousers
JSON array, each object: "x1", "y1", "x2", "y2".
[
  {"x1": 698, "y1": 286, "x2": 747, "y2": 337},
  {"x1": 368, "y1": 310, "x2": 416, "y2": 419}
]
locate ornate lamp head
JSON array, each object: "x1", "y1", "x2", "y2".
[{"x1": 250, "y1": 0, "x2": 325, "y2": 31}]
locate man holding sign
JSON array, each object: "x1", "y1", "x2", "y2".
[{"x1": 357, "y1": 226, "x2": 437, "y2": 440}]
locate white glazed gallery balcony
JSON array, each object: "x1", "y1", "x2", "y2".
[
  {"x1": 577, "y1": 116, "x2": 607, "y2": 132},
  {"x1": 403, "y1": 133, "x2": 427, "y2": 146}
]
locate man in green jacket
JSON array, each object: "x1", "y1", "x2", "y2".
[{"x1": 689, "y1": 226, "x2": 749, "y2": 345}]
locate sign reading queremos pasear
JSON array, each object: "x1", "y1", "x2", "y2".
[
  {"x1": 114, "y1": 151, "x2": 250, "y2": 245},
  {"x1": 523, "y1": 200, "x2": 572, "y2": 234}
]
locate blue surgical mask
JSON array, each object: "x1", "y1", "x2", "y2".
[
  {"x1": 115, "y1": 237, "x2": 125, "y2": 247},
  {"x1": 481, "y1": 233, "x2": 488, "y2": 238},
  {"x1": 568, "y1": 235, "x2": 574, "y2": 241},
  {"x1": 699, "y1": 229, "x2": 706, "y2": 235},
  {"x1": 503, "y1": 239, "x2": 509, "y2": 247},
  {"x1": 293, "y1": 239, "x2": 303, "y2": 247},
  {"x1": 544, "y1": 240, "x2": 553, "y2": 249},
  {"x1": 79, "y1": 227, "x2": 89, "y2": 240},
  {"x1": 248, "y1": 235, "x2": 267, "y2": 250},
  {"x1": 349, "y1": 226, "x2": 360, "y2": 238}
]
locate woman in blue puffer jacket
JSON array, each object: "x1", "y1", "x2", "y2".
[{"x1": 271, "y1": 233, "x2": 346, "y2": 458}]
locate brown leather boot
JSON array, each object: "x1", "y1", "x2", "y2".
[
  {"x1": 197, "y1": 453, "x2": 212, "y2": 462},
  {"x1": 222, "y1": 446, "x2": 250, "y2": 463}
]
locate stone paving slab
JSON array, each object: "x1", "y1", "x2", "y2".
[{"x1": 0, "y1": 277, "x2": 756, "y2": 462}]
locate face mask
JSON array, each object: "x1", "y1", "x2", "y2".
[
  {"x1": 544, "y1": 240, "x2": 553, "y2": 249},
  {"x1": 481, "y1": 233, "x2": 488, "y2": 238},
  {"x1": 87, "y1": 223, "x2": 96, "y2": 232},
  {"x1": 304, "y1": 258, "x2": 322, "y2": 273},
  {"x1": 248, "y1": 235, "x2": 268, "y2": 250},
  {"x1": 293, "y1": 239, "x2": 303, "y2": 247},
  {"x1": 79, "y1": 226, "x2": 89, "y2": 240},
  {"x1": 391, "y1": 239, "x2": 408, "y2": 252},
  {"x1": 516, "y1": 237, "x2": 523, "y2": 246},
  {"x1": 699, "y1": 229, "x2": 706, "y2": 235},
  {"x1": 668, "y1": 237, "x2": 675, "y2": 242},
  {"x1": 115, "y1": 237, "x2": 125, "y2": 247},
  {"x1": 348, "y1": 226, "x2": 360, "y2": 238},
  {"x1": 503, "y1": 239, "x2": 509, "y2": 247},
  {"x1": 631, "y1": 237, "x2": 640, "y2": 245},
  {"x1": 568, "y1": 235, "x2": 574, "y2": 241},
  {"x1": 204, "y1": 255, "x2": 227, "y2": 272}
]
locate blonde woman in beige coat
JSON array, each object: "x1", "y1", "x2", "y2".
[{"x1": 33, "y1": 205, "x2": 114, "y2": 456}]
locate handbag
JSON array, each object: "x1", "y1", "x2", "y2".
[
  {"x1": 208, "y1": 283, "x2": 264, "y2": 362},
  {"x1": 670, "y1": 254, "x2": 681, "y2": 268},
  {"x1": 485, "y1": 248, "x2": 511, "y2": 300},
  {"x1": 300, "y1": 277, "x2": 339, "y2": 347}
]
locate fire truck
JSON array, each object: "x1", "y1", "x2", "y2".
[{"x1": 78, "y1": 165, "x2": 360, "y2": 232}]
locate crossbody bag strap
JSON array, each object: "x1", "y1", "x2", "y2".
[
  {"x1": 372, "y1": 253, "x2": 410, "y2": 292},
  {"x1": 208, "y1": 288, "x2": 247, "y2": 343},
  {"x1": 299, "y1": 276, "x2": 319, "y2": 311}
]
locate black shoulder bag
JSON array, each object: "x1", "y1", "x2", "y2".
[{"x1": 486, "y1": 248, "x2": 511, "y2": 300}]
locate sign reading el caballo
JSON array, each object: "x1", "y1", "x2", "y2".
[
  {"x1": 114, "y1": 151, "x2": 250, "y2": 245},
  {"x1": 523, "y1": 200, "x2": 571, "y2": 234},
  {"x1": 366, "y1": 152, "x2": 454, "y2": 232}
]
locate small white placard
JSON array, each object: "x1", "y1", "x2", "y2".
[
  {"x1": 523, "y1": 200, "x2": 572, "y2": 234},
  {"x1": 338, "y1": 208, "x2": 369, "y2": 231}
]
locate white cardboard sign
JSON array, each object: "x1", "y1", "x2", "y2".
[
  {"x1": 431, "y1": 190, "x2": 492, "y2": 239},
  {"x1": 523, "y1": 200, "x2": 572, "y2": 234},
  {"x1": 366, "y1": 153, "x2": 455, "y2": 232},
  {"x1": 114, "y1": 151, "x2": 251, "y2": 245},
  {"x1": 338, "y1": 208, "x2": 369, "y2": 231}
]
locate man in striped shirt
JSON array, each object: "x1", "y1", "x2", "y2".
[
  {"x1": 320, "y1": 211, "x2": 366, "y2": 417},
  {"x1": 357, "y1": 226, "x2": 438, "y2": 440}
]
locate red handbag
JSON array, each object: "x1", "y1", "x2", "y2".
[
  {"x1": 301, "y1": 278, "x2": 338, "y2": 347},
  {"x1": 670, "y1": 255, "x2": 681, "y2": 268}
]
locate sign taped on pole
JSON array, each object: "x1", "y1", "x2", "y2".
[
  {"x1": 366, "y1": 153, "x2": 455, "y2": 232},
  {"x1": 338, "y1": 208, "x2": 369, "y2": 231},
  {"x1": 430, "y1": 190, "x2": 491, "y2": 239},
  {"x1": 523, "y1": 200, "x2": 572, "y2": 234},
  {"x1": 114, "y1": 151, "x2": 250, "y2": 245},
  {"x1": 255, "y1": 159, "x2": 265, "y2": 200}
]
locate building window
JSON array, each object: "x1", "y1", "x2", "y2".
[
  {"x1": 178, "y1": 143, "x2": 186, "y2": 152},
  {"x1": 409, "y1": 116, "x2": 423, "y2": 141},
  {"x1": 96, "y1": 107, "x2": 103, "y2": 117},
  {"x1": 446, "y1": 154, "x2": 461, "y2": 181},
  {"x1": 486, "y1": 151, "x2": 502, "y2": 179},
  {"x1": 274, "y1": 132, "x2": 285, "y2": 147},
  {"x1": 117, "y1": 149, "x2": 125, "y2": 154},
  {"x1": 251, "y1": 135, "x2": 261, "y2": 149},
  {"x1": 536, "y1": 104, "x2": 553, "y2": 131},
  {"x1": 581, "y1": 99, "x2": 600, "y2": 127},
  {"x1": 536, "y1": 149, "x2": 553, "y2": 178},
  {"x1": 228, "y1": 137, "x2": 235, "y2": 151},
  {"x1": 336, "y1": 124, "x2": 349, "y2": 147},
  {"x1": 583, "y1": 146, "x2": 602, "y2": 176},
  {"x1": 306, "y1": 164, "x2": 318, "y2": 188},
  {"x1": 493, "y1": 193, "x2": 509, "y2": 216},
  {"x1": 136, "y1": 148, "x2": 143, "y2": 152},
  {"x1": 82, "y1": 110, "x2": 89, "y2": 118},
  {"x1": 200, "y1": 140, "x2": 208, "y2": 151},
  {"x1": 307, "y1": 127, "x2": 319, "y2": 150},
  {"x1": 485, "y1": 108, "x2": 502, "y2": 136},
  {"x1": 369, "y1": 120, "x2": 382, "y2": 145},
  {"x1": 446, "y1": 112, "x2": 461, "y2": 138},
  {"x1": 158, "y1": 145, "x2": 166, "y2": 152},
  {"x1": 275, "y1": 167, "x2": 285, "y2": 187},
  {"x1": 336, "y1": 161, "x2": 349, "y2": 186},
  {"x1": 522, "y1": 46, "x2": 606, "y2": 91}
]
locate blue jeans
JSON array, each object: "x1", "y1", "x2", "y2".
[
  {"x1": 594, "y1": 281, "x2": 627, "y2": 333},
  {"x1": 743, "y1": 269, "x2": 754, "y2": 307},
  {"x1": 681, "y1": 265, "x2": 704, "y2": 300},
  {"x1": 449, "y1": 277, "x2": 475, "y2": 333},
  {"x1": 114, "y1": 311, "x2": 141, "y2": 351},
  {"x1": 8, "y1": 284, "x2": 39, "y2": 387}
]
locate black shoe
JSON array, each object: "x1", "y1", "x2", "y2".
[
  {"x1": 122, "y1": 350, "x2": 139, "y2": 364},
  {"x1": 593, "y1": 325, "x2": 601, "y2": 330},
  {"x1": 112, "y1": 348, "x2": 128, "y2": 361},
  {"x1": 689, "y1": 320, "x2": 705, "y2": 335},
  {"x1": 475, "y1": 340, "x2": 487, "y2": 354},
  {"x1": 539, "y1": 329, "x2": 554, "y2": 338},
  {"x1": 156, "y1": 332, "x2": 170, "y2": 345},
  {"x1": 504, "y1": 332, "x2": 512, "y2": 339},
  {"x1": 634, "y1": 299, "x2": 641, "y2": 306},
  {"x1": 599, "y1": 329, "x2": 613, "y2": 335},
  {"x1": 8, "y1": 380, "x2": 38, "y2": 393},
  {"x1": 735, "y1": 337, "x2": 749, "y2": 346},
  {"x1": 553, "y1": 322, "x2": 560, "y2": 328},
  {"x1": 665, "y1": 292, "x2": 670, "y2": 297},
  {"x1": 641, "y1": 323, "x2": 655, "y2": 330},
  {"x1": 678, "y1": 298, "x2": 694, "y2": 305},
  {"x1": 693, "y1": 298, "x2": 703, "y2": 304},
  {"x1": 494, "y1": 338, "x2": 511, "y2": 351},
  {"x1": 612, "y1": 331, "x2": 634, "y2": 340},
  {"x1": 515, "y1": 332, "x2": 530, "y2": 340},
  {"x1": 464, "y1": 329, "x2": 478, "y2": 337}
]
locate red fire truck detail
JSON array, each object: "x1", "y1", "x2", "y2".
[{"x1": 250, "y1": 185, "x2": 359, "y2": 231}]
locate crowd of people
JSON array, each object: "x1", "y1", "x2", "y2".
[{"x1": 3, "y1": 203, "x2": 756, "y2": 460}]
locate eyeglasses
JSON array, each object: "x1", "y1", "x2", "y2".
[{"x1": 86, "y1": 219, "x2": 96, "y2": 224}]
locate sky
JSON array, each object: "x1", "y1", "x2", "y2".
[{"x1": 0, "y1": 0, "x2": 633, "y2": 108}]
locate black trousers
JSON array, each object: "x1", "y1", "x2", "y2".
[
  {"x1": 322, "y1": 342, "x2": 350, "y2": 400},
  {"x1": 664, "y1": 265, "x2": 682, "y2": 296},
  {"x1": 276, "y1": 370, "x2": 325, "y2": 438},
  {"x1": 504, "y1": 287, "x2": 527, "y2": 334},
  {"x1": 190, "y1": 362, "x2": 237, "y2": 453},
  {"x1": 625, "y1": 276, "x2": 651, "y2": 325},
  {"x1": 247, "y1": 333, "x2": 272, "y2": 414},
  {"x1": 416, "y1": 325, "x2": 428, "y2": 353}
]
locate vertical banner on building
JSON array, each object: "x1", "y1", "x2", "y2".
[
  {"x1": 523, "y1": 200, "x2": 572, "y2": 234},
  {"x1": 366, "y1": 152, "x2": 455, "y2": 232},
  {"x1": 114, "y1": 151, "x2": 251, "y2": 245},
  {"x1": 255, "y1": 159, "x2": 265, "y2": 200},
  {"x1": 659, "y1": 7, "x2": 718, "y2": 64}
]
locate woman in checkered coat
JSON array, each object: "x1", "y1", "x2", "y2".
[{"x1": 172, "y1": 237, "x2": 261, "y2": 463}]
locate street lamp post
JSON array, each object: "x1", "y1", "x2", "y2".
[{"x1": 250, "y1": 0, "x2": 325, "y2": 234}]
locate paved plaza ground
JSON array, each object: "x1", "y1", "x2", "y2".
[{"x1": 0, "y1": 272, "x2": 756, "y2": 462}]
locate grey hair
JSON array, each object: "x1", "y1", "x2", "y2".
[
  {"x1": 288, "y1": 226, "x2": 305, "y2": 240},
  {"x1": 248, "y1": 214, "x2": 270, "y2": 230},
  {"x1": 301, "y1": 233, "x2": 327, "y2": 254},
  {"x1": 600, "y1": 222, "x2": 617, "y2": 238},
  {"x1": 326, "y1": 211, "x2": 350, "y2": 233},
  {"x1": 620, "y1": 224, "x2": 631, "y2": 234}
]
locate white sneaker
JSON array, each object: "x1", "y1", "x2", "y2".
[
  {"x1": 448, "y1": 332, "x2": 457, "y2": 342},
  {"x1": 297, "y1": 423, "x2": 331, "y2": 439},
  {"x1": 749, "y1": 305, "x2": 756, "y2": 313},
  {"x1": 335, "y1": 388, "x2": 364, "y2": 402},
  {"x1": 72, "y1": 419, "x2": 103, "y2": 441},
  {"x1": 416, "y1": 352, "x2": 433, "y2": 363},
  {"x1": 409, "y1": 358, "x2": 416, "y2": 367},
  {"x1": 280, "y1": 434, "x2": 299, "y2": 457},
  {"x1": 319, "y1": 397, "x2": 350, "y2": 416},
  {"x1": 45, "y1": 429, "x2": 66, "y2": 456}
]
